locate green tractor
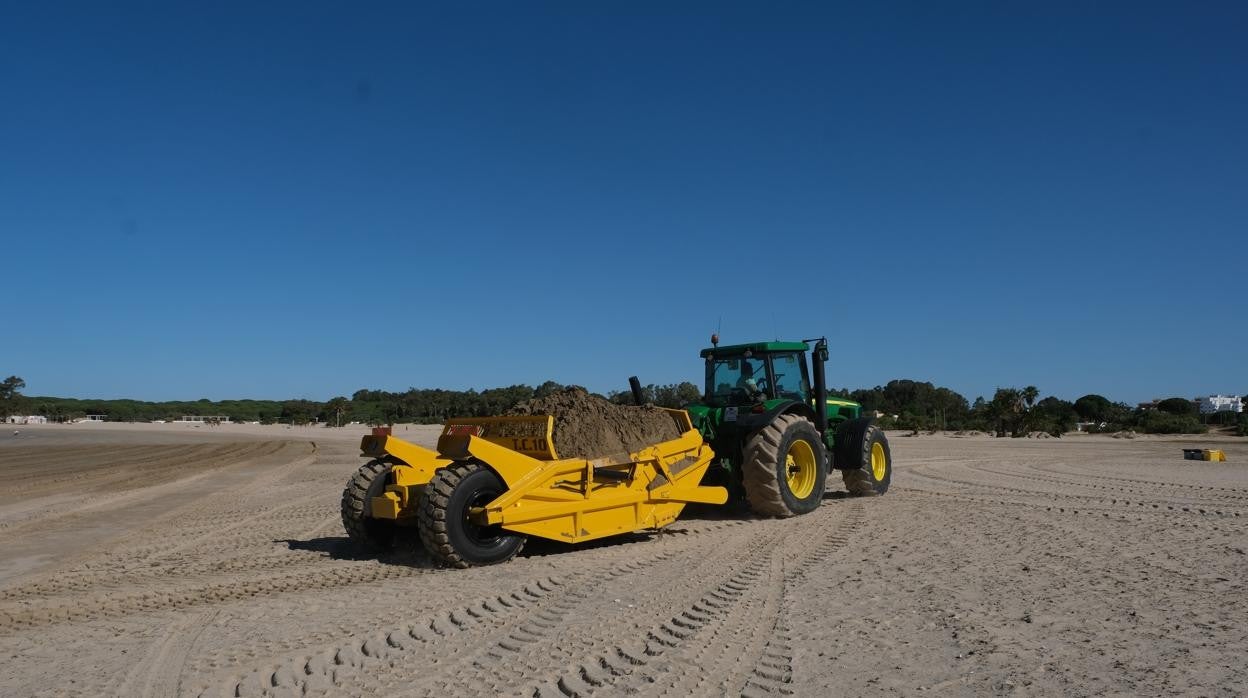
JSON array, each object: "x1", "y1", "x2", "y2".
[{"x1": 638, "y1": 336, "x2": 892, "y2": 516}]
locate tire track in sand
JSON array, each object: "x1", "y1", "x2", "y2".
[
  {"x1": 530, "y1": 500, "x2": 866, "y2": 697},
  {"x1": 0, "y1": 557, "x2": 437, "y2": 631},
  {"x1": 209, "y1": 505, "x2": 829, "y2": 697},
  {"x1": 112, "y1": 609, "x2": 220, "y2": 698}
]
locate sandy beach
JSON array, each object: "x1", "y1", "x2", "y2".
[{"x1": 1, "y1": 422, "x2": 1244, "y2": 696}]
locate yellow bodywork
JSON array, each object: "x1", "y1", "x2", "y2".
[
  {"x1": 360, "y1": 430, "x2": 451, "y2": 520},
  {"x1": 362, "y1": 410, "x2": 725, "y2": 544},
  {"x1": 1205, "y1": 449, "x2": 1227, "y2": 462}
]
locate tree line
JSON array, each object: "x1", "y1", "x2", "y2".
[
  {"x1": 2, "y1": 374, "x2": 1243, "y2": 436},
  {"x1": 834, "y1": 381, "x2": 1234, "y2": 436}
]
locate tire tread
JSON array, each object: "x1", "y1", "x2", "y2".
[
  {"x1": 742, "y1": 414, "x2": 825, "y2": 517},
  {"x1": 418, "y1": 462, "x2": 525, "y2": 568},
  {"x1": 340, "y1": 459, "x2": 395, "y2": 551}
]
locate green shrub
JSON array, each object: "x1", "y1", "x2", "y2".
[{"x1": 1135, "y1": 411, "x2": 1207, "y2": 435}]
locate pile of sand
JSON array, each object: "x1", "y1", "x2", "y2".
[{"x1": 505, "y1": 387, "x2": 682, "y2": 459}]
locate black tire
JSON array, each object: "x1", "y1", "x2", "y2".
[
  {"x1": 742, "y1": 414, "x2": 827, "y2": 517},
  {"x1": 836, "y1": 420, "x2": 892, "y2": 496},
  {"x1": 418, "y1": 462, "x2": 525, "y2": 568},
  {"x1": 341, "y1": 459, "x2": 398, "y2": 551}
]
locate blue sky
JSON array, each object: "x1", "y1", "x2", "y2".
[{"x1": 2, "y1": 2, "x2": 1245, "y2": 404}]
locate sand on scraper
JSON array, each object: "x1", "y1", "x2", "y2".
[{"x1": 504, "y1": 387, "x2": 683, "y2": 459}]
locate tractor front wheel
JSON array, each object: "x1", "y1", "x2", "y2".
[
  {"x1": 418, "y1": 462, "x2": 525, "y2": 568},
  {"x1": 743, "y1": 414, "x2": 827, "y2": 517},
  {"x1": 341, "y1": 459, "x2": 398, "y2": 552},
  {"x1": 837, "y1": 420, "x2": 892, "y2": 496}
]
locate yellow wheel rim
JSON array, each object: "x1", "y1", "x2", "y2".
[
  {"x1": 871, "y1": 442, "x2": 887, "y2": 482},
  {"x1": 785, "y1": 440, "x2": 818, "y2": 499}
]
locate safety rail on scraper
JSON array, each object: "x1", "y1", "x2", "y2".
[{"x1": 341, "y1": 410, "x2": 727, "y2": 568}]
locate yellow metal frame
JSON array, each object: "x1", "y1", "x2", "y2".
[
  {"x1": 441, "y1": 415, "x2": 560, "y2": 460},
  {"x1": 363, "y1": 410, "x2": 727, "y2": 544},
  {"x1": 360, "y1": 432, "x2": 452, "y2": 519}
]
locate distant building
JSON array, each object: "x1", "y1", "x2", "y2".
[
  {"x1": 177, "y1": 415, "x2": 232, "y2": 424},
  {"x1": 1137, "y1": 400, "x2": 1159, "y2": 411},
  {"x1": 5, "y1": 415, "x2": 48, "y2": 425},
  {"x1": 83, "y1": 415, "x2": 106, "y2": 422},
  {"x1": 1196, "y1": 395, "x2": 1243, "y2": 414}
]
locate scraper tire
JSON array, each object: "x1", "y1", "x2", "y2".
[
  {"x1": 418, "y1": 462, "x2": 525, "y2": 568},
  {"x1": 743, "y1": 414, "x2": 827, "y2": 517},
  {"x1": 341, "y1": 459, "x2": 398, "y2": 552}
]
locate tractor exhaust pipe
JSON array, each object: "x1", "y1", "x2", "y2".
[
  {"x1": 629, "y1": 376, "x2": 645, "y2": 406},
  {"x1": 810, "y1": 338, "x2": 829, "y2": 435}
]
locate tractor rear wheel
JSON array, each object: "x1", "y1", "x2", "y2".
[
  {"x1": 341, "y1": 459, "x2": 398, "y2": 552},
  {"x1": 418, "y1": 462, "x2": 525, "y2": 568},
  {"x1": 743, "y1": 414, "x2": 827, "y2": 517},
  {"x1": 837, "y1": 420, "x2": 892, "y2": 496}
]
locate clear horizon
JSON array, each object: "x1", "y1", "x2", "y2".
[{"x1": 4, "y1": 3, "x2": 1245, "y2": 406}]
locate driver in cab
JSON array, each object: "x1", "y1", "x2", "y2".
[{"x1": 738, "y1": 361, "x2": 766, "y2": 401}]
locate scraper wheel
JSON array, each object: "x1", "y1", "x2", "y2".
[
  {"x1": 418, "y1": 462, "x2": 525, "y2": 568},
  {"x1": 341, "y1": 459, "x2": 397, "y2": 552}
]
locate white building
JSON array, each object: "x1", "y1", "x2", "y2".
[
  {"x1": 178, "y1": 415, "x2": 232, "y2": 423},
  {"x1": 5, "y1": 415, "x2": 48, "y2": 425},
  {"x1": 1196, "y1": 395, "x2": 1243, "y2": 414}
]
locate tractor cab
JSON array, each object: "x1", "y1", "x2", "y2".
[
  {"x1": 689, "y1": 336, "x2": 861, "y2": 452},
  {"x1": 683, "y1": 335, "x2": 891, "y2": 508},
  {"x1": 700, "y1": 341, "x2": 813, "y2": 407}
]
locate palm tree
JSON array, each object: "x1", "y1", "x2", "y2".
[
  {"x1": 1022, "y1": 386, "x2": 1039, "y2": 411},
  {"x1": 326, "y1": 396, "x2": 350, "y2": 427}
]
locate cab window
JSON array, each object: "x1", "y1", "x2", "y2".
[
  {"x1": 708, "y1": 355, "x2": 768, "y2": 404},
  {"x1": 769, "y1": 353, "x2": 809, "y2": 400}
]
